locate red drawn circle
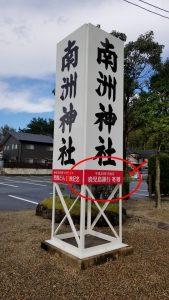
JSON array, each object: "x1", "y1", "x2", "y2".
[{"x1": 65, "y1": 156, "x2": 146, "y2": 203}]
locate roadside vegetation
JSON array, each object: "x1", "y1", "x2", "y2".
[{"x1": 36, "y1": 195, "x2": 127, "y2": 226}]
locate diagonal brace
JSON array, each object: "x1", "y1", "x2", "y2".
[
  {"x1": 55, "y1": 184, "x2": 80, "y2": 247},
  {"x1": 91, "y1": 185, "x2": 119, "y2": 229},
  {"x1": 55, "y1": 195, "x2": 79, "y2": 234},
  {"x1": 86, "y1": 185, "x2": 119, "y2": 238}
]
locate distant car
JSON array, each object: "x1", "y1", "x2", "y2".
[
  {"x1": 141, "y1": 167, "x2": 148, "y2": 180},
  {"x1": 141, "y1": 167, "x2": 148, "y2": 173}
]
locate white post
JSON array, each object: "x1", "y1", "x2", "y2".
[
  {"x1": 51, "y1": 183, "x2": 56, "y2": 239},
  {"x1": 87, "y1": 196, "x2": 91, "y2": 233},
  {"x1": 55, "y1": 184, "x2": 80, "y2": 247},
  {"x1": 80, "y1": 185, "x2": 86, "y2": 249},
  {"x1": 119, "y1": 184, "x2": 122, "y2": 242}
]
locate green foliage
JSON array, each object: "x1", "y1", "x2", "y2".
[
  {"x1": 111, "y1": 30, "x2": 163, "y2": 163},
  {"x1": 139, "y1": 76, "x2": 169, "y2": 149},
  {"x1": 128, "y1": 129, "x2": 151, "y2": 149},
  {"x1": 128, "y1": 58, "x2": 169, "y2": 151},
  {"x1": 41, "y1": 196, "x2": 119, "y2": 215},
  {"x1": 124, "y1": 31, "x2": 163, "y2": 97},
  {"x1": 110, "y1": 30, "x2": 127, "y2": 42},
  {"x1": 122, "y1": 171, "x2": 130, "y2": 197},
  {"x1": 148, "y1": 153, "x2": 169, "y2": 195},
  {"x1": 110, "y1": 31, "x2": 163, "y2": 108},
  {"x1": 21, "y1": 117, "x2": 54, "y2": 137},
  {"x1": 151, "y1": 59, "x2": 169, "y2": 98},
  {"x1": 0, "y1": 124, "x2": 15, "y2": 142}
]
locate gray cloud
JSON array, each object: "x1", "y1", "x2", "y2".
[
  {"x1": 0, "y1": 0, "x2": 168, "y2": 78},
  {"x1": 0, "y1": 81, "x2": 54, "y2": 113}
]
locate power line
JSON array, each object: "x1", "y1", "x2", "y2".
[
  {"x1": 138, "y1": 0, "x2": 169, "y2": 14},
  {"x1": 122, "y1": 0, "x2": 169, "y2": 20}
]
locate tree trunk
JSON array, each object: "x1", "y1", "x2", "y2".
[
  {"x1": 123, "y1": 117, "x2": 129, "y2": 199},
  {"x1": 155, "y1": 148, "x2": 161, "y2": 209},
  {"x1": 148, "y1": 174, "x2": 152, "y2": 198}
]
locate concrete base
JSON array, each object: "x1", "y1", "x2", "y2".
[{"x1": 41, "y1": 239, "x2": 133, "y2": 270}]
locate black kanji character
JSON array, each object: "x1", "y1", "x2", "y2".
[
  {"x1": 59, "y1": 103, "x2": 77, "y2": 133},
  {"x1": 97, "y1": 38, "x2": 117, "y2": 72},
  {"x1": 61, "y1": 40, "x2": 79, "y2": 71},
  {"x1": 94, "y1": 136, "x2": 116, "y2": 166},
  {"x1": 58, "y1": 136, "x2": 75, "y2": 165},
  {"x1": 95, "y1": 71, "x2": 117, "y2": 101},
  {"x1": 94, "y1": 103, "x2": 117, "y2": 133},
  {"x1": 60, "y1": 72, "x2": 77, "y2": 100}
]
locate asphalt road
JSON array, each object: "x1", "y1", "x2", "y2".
[
  {"x1": 0, "y1": 175, "x2": 53, "y2": 211},
  {"x1": 0, "y1": 175, "x2": 149, "y2": 211},
  {"x1": 130, "y1": 179, "x2": 149, "y2": 199}
]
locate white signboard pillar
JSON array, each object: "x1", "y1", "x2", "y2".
[{"x1": 47, "y1": 24, "x2": 127, "y2": 260}]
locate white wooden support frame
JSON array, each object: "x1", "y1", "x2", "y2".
[{"x1": 46, "y1": 183, "x2": 127, "y2": 259}]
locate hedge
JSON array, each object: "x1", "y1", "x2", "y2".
[
  {"x1": 36, "y1": 196, "x2": 127, "y2": 226},
  {"x1": 148, "y1": 153, "x2": 169, "y2": 196}
]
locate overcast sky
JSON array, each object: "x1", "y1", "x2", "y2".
[{"x1": 0, "y1": 0, "x2": 169, "y2": 129}]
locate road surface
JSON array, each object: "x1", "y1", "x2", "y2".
[
  {"x1": 0, "y1": 175, "x2": 53, "y2": 210},
  {"x1": 0, "y1": 175, "x2": 148, "y2": 211}
]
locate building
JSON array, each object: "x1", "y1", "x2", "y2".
[
  {"x1": 1, "y1": 132, "x2": 53, "y2": 167},
  {"x1": 127, "y1": 148, "x2": 156, "y2": 167}
]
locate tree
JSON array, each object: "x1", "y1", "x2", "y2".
[
  {"x1": 128, "y1": 61, "x2": 169, "y2": 151},
  {"x1": 151, "y1": 59, "x2": 169, "y2": 98},
  {"x1": 149, "y1": 60, "x2": 169, "y2": 208},
  {"x1": 21, "y1": 118, "x2": 54, "y2": 137},
  {"x1": 142, "y1": 95, "x2": 168, "y2": 208},
  {"x1": 0, "y1": 124, "x2": 15, "y2": 142},
  {"x1": 128, "y1": 128, "x2": 152, "y2": 150},
  {"x1": 111, "y1": 30, "x2": 163, "y2": 159},
  {"x1": 136, "y1": 59, "x2": 169, "y2": 208}
]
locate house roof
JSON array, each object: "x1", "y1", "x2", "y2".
[
  {"x1": 139, "y1": 149, "x2": 157, "y2": 157},
  {"x1": 127, "y1": 148, "x2": 156, "y2": 158},
  {"x1": 1, "y1": 132, "x2": 53, "y2": 145}
]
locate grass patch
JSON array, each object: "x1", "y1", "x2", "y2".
[{"x1": 41, "y1": 196, "x2": 119, "y2": 216}]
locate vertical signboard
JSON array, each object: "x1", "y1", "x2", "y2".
[
  {"x1": 52, "y1": 23, "x2": 123, "y2": 185},
  {"x1": 52, "y1": 25, "x2": 87, "y2": 184},
  {"x1": 84, "y1": 24, "x2": 124, "y2": 184}
]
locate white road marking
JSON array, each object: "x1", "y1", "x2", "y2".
[
  {"x1": 4, "y1": 179, "x2": 47, "y2": 187},
  {"x1": 132, "y1": 190, "x2": 147, "y2": 194},
  {"x1": 8, "y1": 195, "x2": 38, "y2": 205},
  {"x1": 0, "y1": 182, "x2": 18, "y2": 188},
  {"x1": 6, "y1": 176, "x2": 51, "y2": 183},
  {"x1": 25, "y1": 179, "x2": 51, "y2": 183},
  {"x1": 133, "y1": 193, "x2": 149, "y2": 196},
  {"x1": 30, "y1": 176, "x2": 51, "y2": 180}
]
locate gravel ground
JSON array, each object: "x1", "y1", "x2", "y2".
[
  {"x1": 0, "y1": 210, "x2": 169, "y2": 300},
  {"x1": 123, "y1": 198, "x2": 169, "y2": 223}
]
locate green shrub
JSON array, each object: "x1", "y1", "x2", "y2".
[
  {"x1": 148, "y1": 153, "x2": 169, "y2": 196},
  {"x1": 37, "y1": 196, "x2": 127, "y2": 226},
  {"x1": 41, "y1": 196, "x2": 119, "y2": 215},
  {"x1": 122, "y1": 172, "x2": 130, "y2": 197},
  {"x1": 90, "y1": 172, "x2": 130, "y2": 200}
]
